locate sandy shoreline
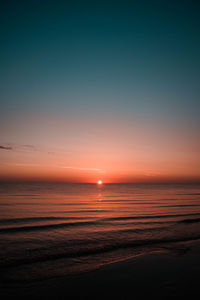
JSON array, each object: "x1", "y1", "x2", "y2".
[{"x1": 1, "y1": 244, "x2": 200, "y2": 299}]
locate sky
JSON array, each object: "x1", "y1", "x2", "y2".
[{"x1": 0, "y1": 0, "x2": 200, "y2": 183}]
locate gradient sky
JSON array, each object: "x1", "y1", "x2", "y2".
[{"x1": 0, "y1": 0, "x2": 200, "y2": 183}]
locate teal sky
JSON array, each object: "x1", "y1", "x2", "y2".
[{"x1": 0, "y1": 0, "x2": 200, "y2": 182}]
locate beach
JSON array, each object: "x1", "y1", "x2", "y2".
[{"x1": 1, "y1": 244, "x2": 200, "y2": 299}]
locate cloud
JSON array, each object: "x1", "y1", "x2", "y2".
[
  {"x1": 0, "y1": 143, "x2": 67, "y2": 155},
  {"x1": 0, "y1": 145, "x2": 13, "y2": 150},
  {"x1": 10, "y1": 163, "x2": 40, "y2": 167},
  {"x1": 144, "y1": 170, "x2": 160, "y2": 177},
  {"x1": 20, "y1": 145, "x2": 38, "y2": 151},
  {"x1": 0, "y1": 143, "x2": 41, "y2": 153},
  {"x1": 60, "y1": 166, "x2": 105, "y2": 173}
]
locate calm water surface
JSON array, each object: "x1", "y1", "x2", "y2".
[{"x1": 0, "y1": 183, "x2": 200, "y2": 283}]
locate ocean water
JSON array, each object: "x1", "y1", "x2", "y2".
[{"x1": 0, "y1": 182, "x2": 200, "y2": 284}]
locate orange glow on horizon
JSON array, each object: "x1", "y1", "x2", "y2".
[
  {"x1": 0, "y1": 113, "x2": 200, "y2": 184},
  {"x1": 97, "y1": 180, "x2": 103, "y2": 185}
]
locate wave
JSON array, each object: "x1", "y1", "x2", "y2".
[
  {"x1": 103, "y1": 212, "x2": 200, "y2": 221},
  {"x1": 1, "y1": 212, "x2": 200, "y2": 234},
  {"x1": 0, "y1": 216, "x2": 86, "y2": 225},
  {"x1": 0, "y1": 202, "x2": 91, "y2": 206},
  {"x1": 176, "y1": 193, "x2": 200, "y2": 196},
  {"x1": 179, "y1": 218, "x2": 200, "y2": 224},
  {"x1": 155, "y1": 204, "x2": 200, "y2": 208},
  {"x1": 101, "y1": 200, "x2": 158, "y2": 204},
  {"x1": 0, "y1": 220, "x2": 100, "y2": 233},
  {"x1": 58, "y1": 209, "x2": 113, "y2": 213},
  {"x1": 2, "y1": 234, "x2": 200, "y2": 269}
]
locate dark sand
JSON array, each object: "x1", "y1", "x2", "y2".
[{"x1": 1, "y1": 245, "x2": 200, "y2": 299}]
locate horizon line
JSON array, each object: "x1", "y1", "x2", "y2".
[{"x1": 0, "y1": 179, "x2": 200, "y2": 184}]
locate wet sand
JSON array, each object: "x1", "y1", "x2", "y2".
[{"x1": 1, "y1": 245, "x2": 200, "y2": 299}]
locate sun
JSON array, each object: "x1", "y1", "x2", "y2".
[{"x1": 97, "y1": 180, "x2": 103, "y2": 185}]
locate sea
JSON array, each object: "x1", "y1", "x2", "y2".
[{"x1": 0, "y1": 182, "x2": 200, "y2": 284}]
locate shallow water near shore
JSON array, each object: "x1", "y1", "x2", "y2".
[{"x1": 0, "y1": 182, "x2": 200, "y2": 284}]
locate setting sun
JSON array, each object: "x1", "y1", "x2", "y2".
[{"x1": 97, "y1": 180, "x2": 103, "y2": 185}]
